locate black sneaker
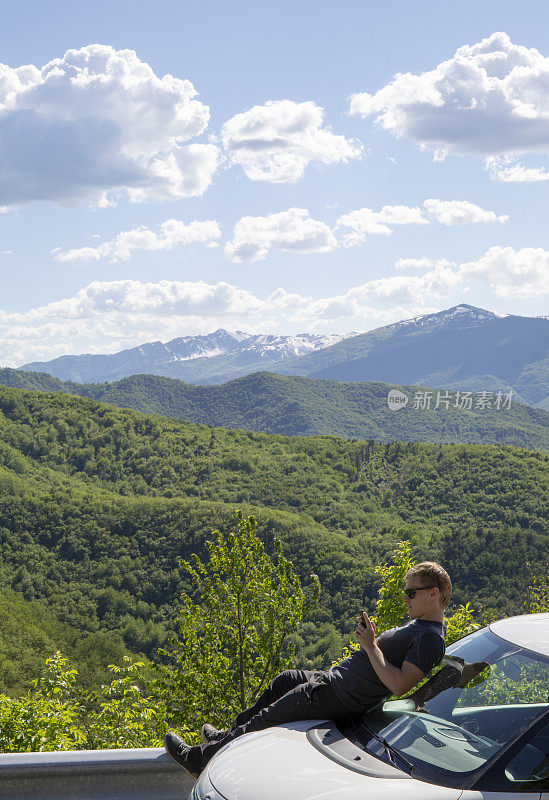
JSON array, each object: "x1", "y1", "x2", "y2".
[
  {"x1": 163, "y1": 732, "x2": 201, "y2": 777},
  {"x1": 200, "y1": 723, "x2": 227, "y2": 742}
]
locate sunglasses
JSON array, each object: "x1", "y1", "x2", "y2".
[{"x1": 403, "y1": 586, "x2": 436, "y2": 599}]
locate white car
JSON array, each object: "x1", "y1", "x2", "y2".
[{"x1": 191, "y1": 612, "x2": 549, "y2": 800}]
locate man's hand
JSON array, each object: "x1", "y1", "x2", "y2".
[{"x1": 354, "y1": 611, "x2": 376, "y2": 649}]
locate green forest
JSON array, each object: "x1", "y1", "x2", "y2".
[
  {"x1": 2, "y1": 368, "x2": 547, "y2": 450},
  {"x1": 0, "y1": 384, "x2": 546, "y2": 701}
]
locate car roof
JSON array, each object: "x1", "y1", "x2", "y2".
[{"x1": 489, "y1": 612, "x2": 549, "y2": 657}]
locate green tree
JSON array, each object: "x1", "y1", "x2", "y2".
[{"x1": 155, "y1": 510, "x2": 320, "y2": 735}]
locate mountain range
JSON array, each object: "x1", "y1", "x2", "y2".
[
  {"x1": 21, "y1": 329, "x2": 354, "y2": 385},
  {"x1": 18, "y1": 305, "x2": 549, "y2": 409},
  {"x1": 2, "y1": 369, "x2": 547, "y2": 451}
]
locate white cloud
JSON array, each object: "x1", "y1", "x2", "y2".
[
  {"x1": 394, "y1": 257, "x2": 454, "y2": 270},
  {"x1": 175, "y1": 276, "x2": 438, "y2": 316},
  {"x1": 335, "y1": 199, "x2": 504, "y2": 246},
  {"x1": 335, "y1": 204, "x2": 427, "y2": 245},
  {"x1": 52, "y1": 219, "x2": 222, "y2": 263},
  {"x1": 351, "y1": 265, "x2": 461, "y2": 306},
  {"x1": 221, "y1": 99, "x2": 361, "y2": 183},
  {"x1": 458, "y1": 245, "x2": 549, "y2": 297},
  {"x1": 224, "y1": 208, "x2": 337, "y2": 262},
  {"x1": 0, "y1": 269, "x2": 460, "y2": 364},
  {"x1": 423, "y1": 198, "x2": 508, "y2": 225},
  {"x1": 484, "y1": 155, "x2": 549, "y2": 182},
  {"x1": 223, "y1": 198, "x2": 509, "y2": 260},
  {"x1": 0, "y1": 44, "x2": 219, "y2": 207},
  {"x1": 0, "y1": 281, "x2": 265, "y2": 364},
  {"x1": 350, "y1": 32, "x2": 549, "y2": 159},
  {"x1": 396, "y1": 246, "x2": 548, "y2": 296},
  {"x1": 36, "y1": 279, "x2": 263, "y2": 318}
]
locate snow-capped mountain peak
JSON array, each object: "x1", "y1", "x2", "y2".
[{"x1": 393, "y1": 304, "x2": 507, "y2": 331}]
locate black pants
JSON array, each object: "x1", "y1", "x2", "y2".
[{"x1": 186, "y1": 669, "x2": 361, "y2": 772}]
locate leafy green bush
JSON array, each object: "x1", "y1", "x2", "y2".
[
  {"x1": 83, "y1": 658, "x2": 169, "y2": 748},
  {"x1": 0, "y1": 653, "x2": 167, "y2": 752},
  {"x1": 0, "y1": 653, "x2": 83, "y2": 752}
]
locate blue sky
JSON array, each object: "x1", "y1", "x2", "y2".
[{"x1": 1, "y1": 0, "x2": 548, "y2": 366}]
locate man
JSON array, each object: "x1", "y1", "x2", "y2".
[{"x1": 164, "y1": 561, "x2": 451, "y2": 777}]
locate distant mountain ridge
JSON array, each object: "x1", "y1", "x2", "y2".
[
  {"x1": 20, "y1": 329, "x2": 355, "y2": 384},
  {"x1": 2, "y1": 368, "x2": 548, "y2": 451},
  {"x1": 16, "y1": 304, "x2": 549, "y2": 408}
]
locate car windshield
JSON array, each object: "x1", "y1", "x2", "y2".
[{"x1": 340, "y1": 628, "x2": 549, "y2": 789}]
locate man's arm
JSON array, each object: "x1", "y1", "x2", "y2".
[{"x1": 355, "y1": 612, "x2": 425, "y2": 697}]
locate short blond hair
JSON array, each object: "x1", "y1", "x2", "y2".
[{"x1": 405, "y1": 562, "x2": 452, "y2": 609}]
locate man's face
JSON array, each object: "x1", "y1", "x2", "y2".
[{"x1": 403, "y1": 579, "x2": 438, "y2": 618}]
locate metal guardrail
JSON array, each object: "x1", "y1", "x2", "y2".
[{"x1": 0, "y1": 747, "x2": 195, "y2": 800}]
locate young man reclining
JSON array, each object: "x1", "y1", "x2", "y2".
[{"x1": 164, "y1": 560, "x2": 452, "y2": 777}]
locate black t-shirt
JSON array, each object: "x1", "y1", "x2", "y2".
[{"x1": 326, "y1": 618, "x2": 446, "y2": 711}]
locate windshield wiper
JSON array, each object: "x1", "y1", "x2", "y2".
[{"x1": 363, "y1": 724, "x2": 415, "y2": 775}]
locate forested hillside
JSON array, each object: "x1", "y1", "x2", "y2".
[
  {"x1": 0, "y1": 389, "x2": 549, "y2": 668},
  {"x1": 0, "y1": 588, "x2": 132, "y2": 694},
  {"x1": 1, "y1": 368, "x2": 547, "y2": 451},
  {"x1": 0, "y1": 386, "x2": 546, "y2": 689}
]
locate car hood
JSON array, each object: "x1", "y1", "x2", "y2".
[{"x1": 205, "y1": 722, "x2": 463, "y2": 800}]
